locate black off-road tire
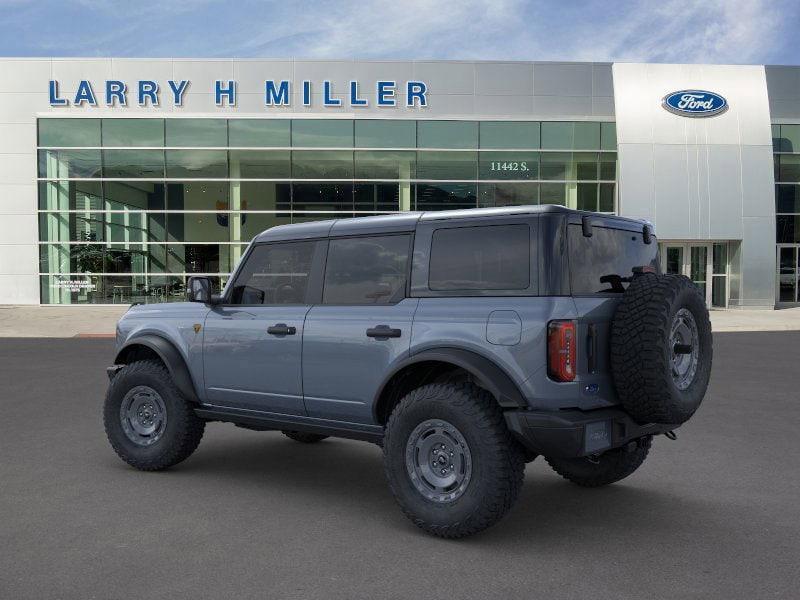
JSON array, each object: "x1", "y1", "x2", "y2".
[
  {"x1": 282, "y1": 430, "x2": 329, "y2": 443},
  {"x1": 546, "y1": 436, "x2": 652, "y2": 487},
  {"x1": 611, "y1": 273, "x2": 712, "y2": 425},
  {"x1": 383, "y1": 381, "x2": 525, "y2": 539},
  {"x1": 103, "y1": 359, "x2": 205, "y2": 471}
]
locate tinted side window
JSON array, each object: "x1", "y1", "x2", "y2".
[
  {"x1": 323, "y1": 235, "x2": 410, "y2": 304},
  {"x1": 568, "y1": 224, "x2": 659, "y2": 294},
  {"x1": 230, "y1": 241, "x2": 315, "y2": 305},
  {"x1": 429, "y1": 224, "x2": 530, "y2": 291}
]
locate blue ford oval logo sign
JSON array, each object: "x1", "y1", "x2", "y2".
[{"x1": 662, "y1": 90, "x2": 728, "y2": 117}]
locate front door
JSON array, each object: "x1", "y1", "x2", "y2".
[
  {"x1": 202, "y1": 240, "x2": 320, "y2": 415},
  {"x1": 661, "y1": 243, "x2": 712, "y2": 305}
]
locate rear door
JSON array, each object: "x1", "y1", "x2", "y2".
[
  {"x1": 302, "y1": 234, "x2": 417, "y2": 424},
  {"x1": 567, "y1": 221, "x2": 659, "y2": 406},
  {"x1": 202, "y1": 240, "x2": 323, "y2": 415}
]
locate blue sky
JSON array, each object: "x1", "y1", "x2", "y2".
[{"x1": 1, "y1": 0, "x2": 798, "y2": 65}]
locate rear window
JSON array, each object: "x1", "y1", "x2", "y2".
[
  {"x1": 429, "y1": 224, "x2": 530, "y2": 291},
  {"x1": 323, "y1": 235, "x2": 410, "y2": 304},
  {"x1": 568, "y1": 224, "x2": 658, "y2": 294}
]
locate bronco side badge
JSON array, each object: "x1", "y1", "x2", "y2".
[{"x1": 193, "y1": 323, "x2": 202, "y2": 333}]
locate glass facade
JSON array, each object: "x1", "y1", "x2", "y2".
[
  {"x1": 774, "y1": 124, "x2": 800, "y2": 303},
  {"x1": 37, "y1": 117, "x2": 617, "y2": 304}
]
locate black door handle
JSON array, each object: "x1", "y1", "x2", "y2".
[
  {"x1": 366, "y1": 325, "x2": 402, "y2": 339},
  {"x1": 267, "y1": 323, "x2": 296, "y2": 336}
]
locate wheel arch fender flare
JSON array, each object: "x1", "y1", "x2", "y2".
[
  {"x1": 373, "y1": 347, "x2": 527, "y2": 418},
  {"x1": 114, "y1": 334, "x2": 199, "y2": 403}
]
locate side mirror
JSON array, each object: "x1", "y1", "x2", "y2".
[{"x1": 186, "y1": 276, "x2": 213, "y2": 304}]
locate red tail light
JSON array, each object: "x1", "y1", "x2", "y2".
[{"x1": 548, "y1": 320, "x2": 576, "y2": 382}]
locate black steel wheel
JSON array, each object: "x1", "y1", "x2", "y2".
[
  {"x1": 383, "y1": 380, "x2": 524, "y2": 538},
  {"x1": 104, "y1": 359, "x2": 205, "y2": 471}
]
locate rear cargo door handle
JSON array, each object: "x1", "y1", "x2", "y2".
[
  {"x1": 587, "y1": 324, "x2": 598, "y2": 373},
  {"x1": 267, "y1": 323, "x2": 296, "y2": 336},
  {"x1": 366, "y1": 325, "x2": 402, "y2": 339}
]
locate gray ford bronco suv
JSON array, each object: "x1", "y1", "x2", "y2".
[{"x1": 104, "y1": 205, "x2": 712, "y2": 538}]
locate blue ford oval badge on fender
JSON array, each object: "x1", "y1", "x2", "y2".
[{"x1": 662, "y1": 90, "x2": 728, "y2": 117}]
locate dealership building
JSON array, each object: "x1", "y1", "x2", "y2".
[{"x1": 0, "y1": 58, "x2": 798, "y2": 308}]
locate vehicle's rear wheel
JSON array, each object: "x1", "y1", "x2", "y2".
[
  {"x1": 545, "y1": 436, "x2": 652, "y2": 487},
  {"x1": 383, "y1": 381, "x2": 525, "y2": 538},
  {"x1": 281, "y1": 430, "x2": 329, "y2": 443},
  {"x1": 103, "y1": 359, "x2": 205, "y2": 471}
]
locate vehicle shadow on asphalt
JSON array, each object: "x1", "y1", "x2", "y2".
[{"x1": 124, "y1": 425, "x2": 790, "y2": 557}]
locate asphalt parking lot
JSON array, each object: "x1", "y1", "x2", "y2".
[{"x1": 2, "y1": 333, "x2": 799, "y2": 599}]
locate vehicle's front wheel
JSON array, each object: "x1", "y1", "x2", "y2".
[
  {"x1": 383, "y1": 381, "x2": 525, "y2": 538},
  {"x1": 103, "y1": 359, "x2": 205, "y2": 471},
  {"x1": 545, "y1": 436, "x2": 652, "y2": 487}
]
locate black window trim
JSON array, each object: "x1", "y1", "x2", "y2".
[
  {"x1": 565, "y1": 221, "x2": 659, "y2": 298},
  {"x1": 414, "y1": 219, "x2": 537, "y2": 298},
  {"x1": 320, "y1": 231, "x2": 414, "y2": 306},
  {"x1": 219, "y1": 238, "x2": 325, "y2": 307}
]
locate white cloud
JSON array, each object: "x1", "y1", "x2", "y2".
[{"x1": 0, "y1": 0, "x2": 796, "y2": 64}]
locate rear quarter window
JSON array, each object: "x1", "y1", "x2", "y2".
[
  {"x1": 568, "y1": 224, "x2": 658, "y2": 294},
  {"x1": 429, "y1": 224, "x2": 530, "y2": 291}
]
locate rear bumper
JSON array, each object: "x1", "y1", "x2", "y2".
[{"x1": 504, "y1": 407, "x2": 675, "y2": 458}]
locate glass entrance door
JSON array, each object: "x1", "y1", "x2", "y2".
[
  {"x1": 660, "y1": 242, "x2": 713, "y2": 306},
  {"x1": 777, "y1": 245, "x2": 799, "y2": 304}
]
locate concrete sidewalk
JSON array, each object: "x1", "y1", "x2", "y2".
[
  {"x1": 2, "y1": 303, "x2": 800, "y2": 337},
  {"x1": 0, "y1": 305, "x2": 128, "y2": 338}
]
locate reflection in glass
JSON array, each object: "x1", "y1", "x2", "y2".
[
  {"x1": 165, "y1": 150, "x2": 227, "y2": 178},
  {"x1": 38, "y1": 149, "x2": 102, "y2": 178},
  {"x1": 539, "y1": 183, "x2": 566, "y2": 205},
  {"x1": 576, "y1": 183, "x2": 599, "y2": 211},
  {"x1": 355, "y1": 120, "x2": 416, "y2": 148},
  {"x1": 575, "y1": 153, "x2": 598, "y2": 180},
  {"x1": 39, "y1": 119, "x2": 101, "y2": 147},
  {"x1": 229, "y1": 120, "x2": 290, "y2": 147},
  {"x1": 239, "y1": 181, "x2": 291, "y2": 211},
  {"x1": 416, "y1": 151, "x2": 477, "y2": 180},
  {"x1": 102, "y1": 119, "x2": 164, "y2": 147},
  {"x1": 600, "y1": 123, "x2": 617, "y2": 151},
  {"x1": 103, "y1": 149, "x2": 165, "y2": 178},
  {"x1": 165, "y1": 119, "x2": 227, "y2": 147},
  {"x1": 39, "y1": 181, "x2": 103, "y2": 210},
  {"x1": 778, "y1": 154, "x2": 800, "y2": 183},
  {"x1": 479, "y1": 122, "x2": 539, "y2": 149},
  {"x1": 417, "y1": 121, "x2": 478, "y2": 149},
  {"x1": 292, "y1": 120, "x2": 353, "y2": 147},
  {"x1": 292, "y1": 150, "x2": 353, "y2": 179},
  {"x1": 478, "y1": 182, "x2": 539, "y2": 208},
  {"x1": 354, "y1": 151, "x2": 415, "y2": 179},
  {"x1": 229, "y1": 150, "x2": 290, "y2": 178},
  {"x1": 415, "y1": 183, "x2": 477, "y2": 211},
  {"x1": 540, "y1": 153, "x2": 570, "y2": 180},
  {"x1": 104, "y1": 181, "x2": 165, "y2": 211}
]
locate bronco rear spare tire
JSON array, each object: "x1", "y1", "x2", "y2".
[{"x1": 610, "y1": 273, "x2": 712, "y2": 425}]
